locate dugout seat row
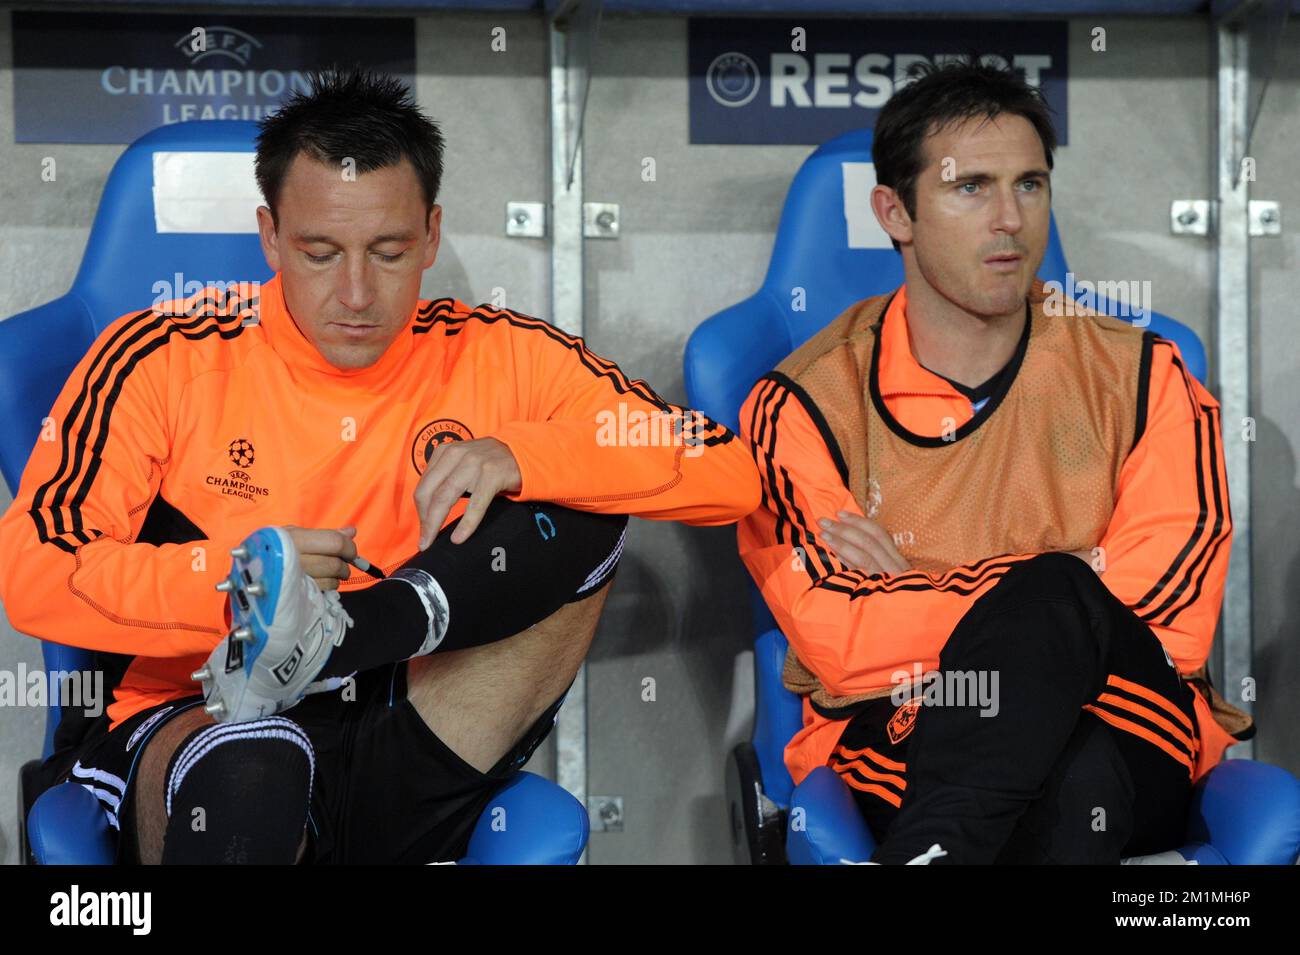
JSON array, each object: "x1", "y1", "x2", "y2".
[
  {"x1": 1, "y1": 120, "x2": 588, "y2": 865},
  {"x1": 684, "y1": 128, "x2": 1300, "y2": 866},
  {"x1": 5, "y1": 119, "x2": 1299, "y2": 867}
]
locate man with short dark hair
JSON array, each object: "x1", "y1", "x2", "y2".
[
  {"x1": 738, "y1": 55, "x2": 1252, "y2": 864},
  {"x1": 1, "y1": 68, "x2": 761, "y2": 864}
]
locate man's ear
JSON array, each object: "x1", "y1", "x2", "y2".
[
  {"x1": 870, "y1": 184, "x2": 913, "y2": 247},
  {"x1": 422, "y1": 205, "x2": 442, "y2": 270},
  {"x1": 256, "y1": 206, "x2": 281, "y2": 273}
]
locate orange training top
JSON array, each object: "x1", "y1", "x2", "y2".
[
  {"x1": 737, "y1": 283, "x2": 1240, "y2": 785},
  {"x1": 0, "y1": 273, "x2": 761, "y2": 733}
]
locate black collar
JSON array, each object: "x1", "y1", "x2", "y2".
[{"x1": 869, "y1": 297, "x2": 1032, "y2": 449}]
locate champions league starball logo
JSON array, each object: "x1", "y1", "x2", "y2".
[
  {"x1": 705, "y1": 52, "x2": 761, "y2": 108},
  {"x1": 227, "y1": 438, "x2": 255, "y2": 468},
  {"x1": 174, "y1": 25, "x2": 264, "y2": 67}
]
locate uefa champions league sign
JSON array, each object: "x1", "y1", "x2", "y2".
[{"x1": 12, "y1": 11, "x2": 415, "y2": 144}]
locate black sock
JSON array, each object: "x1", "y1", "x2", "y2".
[
  {"x1": 160, "y1": 719, "x2": 313, "y2": 864},
  {"x1": 317, "y1": 498, "x2": 626, "y2": 679},
  {"x1": 316, "y1": 577, "x2": 429, "y2": 678}
]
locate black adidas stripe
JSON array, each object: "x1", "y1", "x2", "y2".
[
  {"x1": 1090, "y1": 696, "x2": 1195, "y2": 763},
  {"x1": 817, "y1": 565, "x2": 1018, "y2": 599},
  {"x1": 1134, "y1": 347, "x2": 1213, "y2": 617},
  {"x1": 831, "y1": 753, "x2": 907, "y2": 795},
  {"x1": 747, "y1": 378, "x2": 777, "y2": 519},
  {"x1": 1153, "y1": 404, "x2": 1230, "y2": 626},
  {"x1": 756, "y1": 380, "x2": 839, "y2": 581},
  {"x1": 30, "y1": 297, "x2": 254, "y2": 552},
  {"x1": 755, "y1": 381, "x2": 790, "y2": 547},
  {"x1": 753, "y1": 377, "x2": 843, "y2": 582},
  {"x1": 414, "y1": 305, "x2": 674, "y2": 413},
  {"x1": 817, "y1": 555, "x2": 1025, "y2": 598},
  {"x1": 418, "y1": 303, "x2": 739, "y2": 449}
]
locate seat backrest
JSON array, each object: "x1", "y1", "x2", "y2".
[
  {"x1": 0, "y1": 120, "x2": 272, "y2": 756},
  {"x1": 0, "y1": 119, "x2": 272, "y2": 493},
  {"x1": 75, "y1": 119, "x2": 272, "y2": 335}
]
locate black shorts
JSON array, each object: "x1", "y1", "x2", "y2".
[{"x1": 37, "y1": 660, "x2": 565, "y2": 865}]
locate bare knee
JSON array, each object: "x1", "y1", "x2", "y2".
[
  {"x1": 405, "y1": 579, "x2": 613, "y2": 773},
  {"x1": 512, "y1": 580, "x2": 614, "y2": 684}
]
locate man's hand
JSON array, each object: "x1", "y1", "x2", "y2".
[
  {"x1": 413, "y1": 436, "x2": 523, "y2": 549},
  {"x1": 1066, "y1": 547, "x2": 1103, "y2": 574},
  {"x1": 818, "y1": 510, "x2": 911, "y2": 576},
  {"x1": 282, "y1": 525, "x2": 358, "y2": 591}
]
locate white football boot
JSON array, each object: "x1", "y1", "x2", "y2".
[{"x1": 192, "y1": 526, "x2": 354, "y2": 723}]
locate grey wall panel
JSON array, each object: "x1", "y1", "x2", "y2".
[
  {"x1": 416, "y1": 14, "x2": 551, "y2": 307},
  {"x1": 581, "y1": 14, "x2": 811, "y2": 863},
  {"x1": 1054, "y1": 17, "x2": 1213, "y2": 342},
  {"x1": 1242, "y1": 24, "x2": 1300, "y2": 779}
]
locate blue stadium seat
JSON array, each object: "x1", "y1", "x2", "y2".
[
  {"x1": 2, "y1": 119, "x2": 587, "y2": 865},
  {"x1": 690, "y1": 128, "x2": 1300, "y2": 865}
]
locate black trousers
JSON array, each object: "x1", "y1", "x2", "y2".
[{"x1": 834, "y1": 553, "x2": 1198, "y2": 864}]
